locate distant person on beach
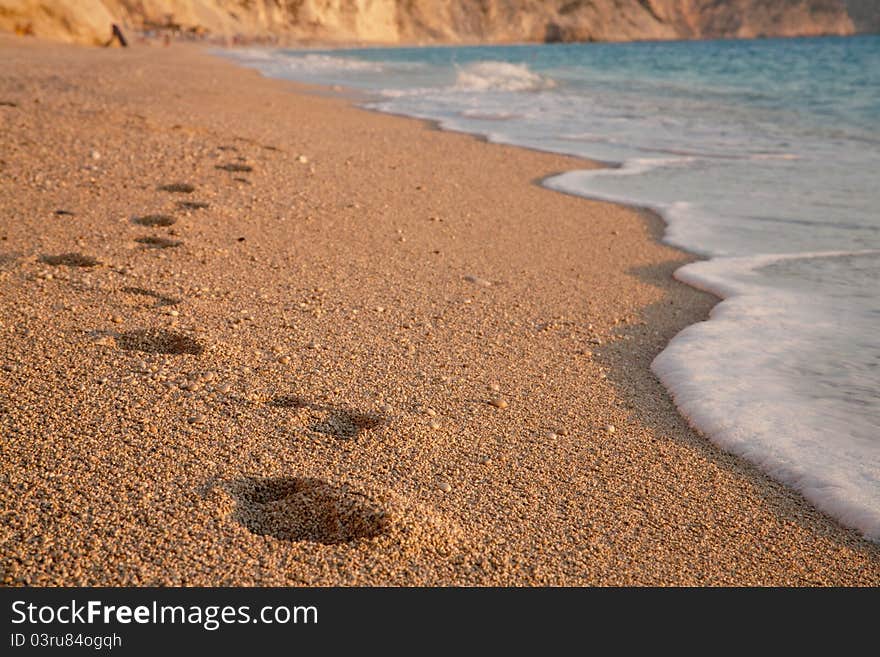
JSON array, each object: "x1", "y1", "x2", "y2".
[{"x1": 105, "y1": 23, "x2": 128, "y2": 48}]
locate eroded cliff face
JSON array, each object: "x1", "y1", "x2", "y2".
[{"x1": 0, "y1": 0, "x2": 873, "y2": 47}]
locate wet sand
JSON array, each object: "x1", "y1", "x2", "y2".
[{"x1": 1, "y1": 35, "x2": 878, "y2": 585}]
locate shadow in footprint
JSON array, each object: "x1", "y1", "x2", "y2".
[
  {"x1": 216, "y1": 163, "x2": 253, "y2": 173},
  {"x1": 269, "y1": 395, "x2": 385, "y2": 440},
  {"x1": 229, "y1": 477, "x2": 389, "y2": 544},
  {"x1": 117, "y1": 329, "x2": 203, "y2": 355},
  {"x1": 158, "y1": 183, "x2": 195, "y2": 194},
  {"x1": 121, "y1": 287, "x2": 179, "y2": 307},
  {"x1": 54, "y1": 209, "x2": 75, "y2": 216},
  {"x1": 132, "y1": 214, "x2": 176, "y2": 227},
  {"x1": 270, "y1": 395, "x2": 308, "y2": 409},
  {"x1": 0, "y1": 101, "x2": 17, "y2": 108},
  {"x1": 135, "y1": 236, "x2": 182, "y2": 249},
  {"x1": 41, "y1": 253, "x2": 100, "y2": 267},
  {"x1": 177, "y1": 201, "x2": 209, "y2": 211},
  {"x1": 311, "y1": 410, "x2": 385, "y2": 440}
]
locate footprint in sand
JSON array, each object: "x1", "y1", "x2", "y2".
[
  {"x1": 132, "y1": 214, "x2": 176, "y2": 227},
  {"x1": 228, "y1": 476, "x2": 389, "y2": 544},
  {"x1": 311, "y1": 409, "x2": 385, "y2": 440},
  {"x1": 40, "y1": 253, "x2": 100, "y2": 267},
  {"x1": 135, "y1": 236, "x2": 182, "y2": 249},
  {"x1": 216, "y1": 163, "x2": 253, "y2": 173},
  {"x1": 269, "y1": 396, "x2": 386, "y2": 440},
  {"x1": 269, "y1": 394, "x2": 309, "y2": 409},
  {"x1": 158, "y1": 183, "x2": 195, "y2": 194},
  {"x1": 120, "y1": 286, "x2": 179, "y2": 307},
  {"x1": 177, "y1": 201, "x2": 209, "y2": 211},
  {"x1": 217, "y1": 476, "x2": 463, "y2": 554},
  {"x1": 117, "y1": 328, "x2": 203, "y2": 355}
]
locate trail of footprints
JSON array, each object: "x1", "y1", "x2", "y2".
[{"x1": 35, "y1": 139, "x2": 400, "y2": 547}]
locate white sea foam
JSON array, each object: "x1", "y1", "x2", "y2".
[
  {"x1": 749, "y1": 153, "x2": 801, "y2": 161},
  {"x1": 233, "y1": 51, "x2": 387, "y2": 74},
  {"x1": 653, "y1": 251, "x2": 880, "y2": 540},
  {"x1": 282, "y1": 54, "x2": 386, "y2": 72},
  {"x1": 459, "y1": 109, "x2": 521, "y2": 120},
  {"x1": 545, "y1": 163, "x2": 717, "y2": 257},
  {"x1": 454, "y1": 61, "x2": 555, "y2": 92}
]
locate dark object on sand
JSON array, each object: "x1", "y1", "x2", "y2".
[
  {"x1": 158, "y1": 183, "x2": 195, "y2": 193},
  {"x1": 106, "y1": 24, "x2": 128, "y2": 48},
  {"x1": 216, "y1": 163, "x2": 254, "y2": 173},
  {"x1": 132, "y1": 214, "x2": 176, "y2": 227},
  {"x1": 177, "y1": 201, "x2": 209, "y2": 211},
  {"x1": 135, "y1": 236, "x2": 182, "y2": 249},
  {"x1": 41, "y1": 253, "x2": 100, "y2": 268}
]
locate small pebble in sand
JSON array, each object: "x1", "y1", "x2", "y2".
[
  {"x1": 297, "y1": 155, "x2": 309, "y2": 164},
  {"x1": 277, "y1": 355, "x2": 291, "y2": 365},
  {"x1": 488, "y1": 398, "x2": 508, "y2": 409},
  {"x1": 217, "y1": 384, "x2": 231, "y2": 394},
  {"x1": 188, "y1": 414, "x2": 205, "y2": 424},
  {"x1": 426, "y1": 408, "x2": 437, "y2": 417},
  {"x1": 168, "y1": 310, "x2": 179, "y2": 317},
  {"x1": 606, "y1": 424, "x2": 616, "y2": 434},
  {"x1": 307, "y1": 340, "x2": 320, "y2": 350},
  {"x1": 547, "y1": 431, "x2": 558, "y2": 440},
  {"x1": 90, "y1": 150, "x2": 101, "y2": 160},
  {"x1": 480, "y1": 456, "x2": 492, "y2": 465},
  {"x1": 437, "y1": 481, "x2": 451, "y2": 493},
  {"x1": 111, "y1": 316, "x2": 123, "y2": 324},
  {"x1": 429, "y1": 420, "x2": 441, "y2": 430},
  {"x1": 489, "y1": 382, "x2": 501, "y2": 392}
]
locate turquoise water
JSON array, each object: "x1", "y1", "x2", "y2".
[{"x1": 229, "y1": 36, "x2": 880, "y2": 539}]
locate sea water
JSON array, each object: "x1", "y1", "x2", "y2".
[{"x1": 228, "y1": 36, "x2": 880, "y2": 539}]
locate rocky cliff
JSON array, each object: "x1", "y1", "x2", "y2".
[{"x1": 0, "y1": 0, "x2": 875, "y2": 47}]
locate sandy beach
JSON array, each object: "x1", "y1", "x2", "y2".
[{"x1": 1, "y1": 35, "x2": 878, "y2": 586}]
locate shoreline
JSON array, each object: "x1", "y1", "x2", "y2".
[
  {"x1": 222, "y1": 47, "x2": 880, "y2": 541},
  {"x1": 1, "y1": 35, "x2": 878, "y2": 585}
]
